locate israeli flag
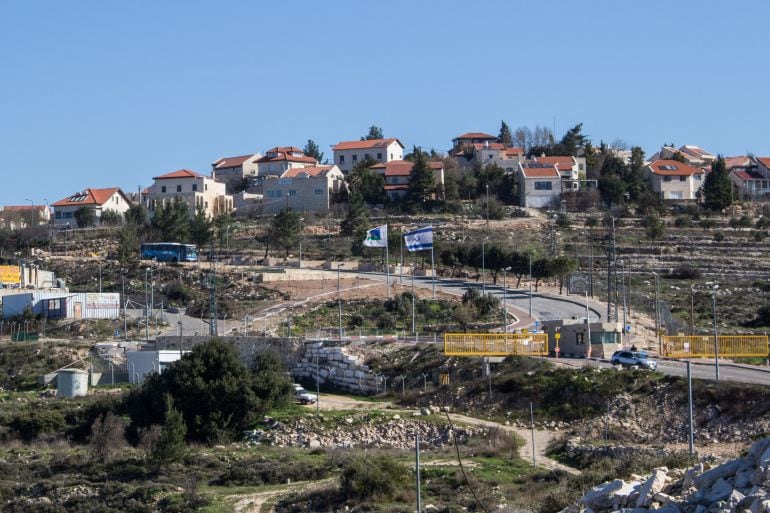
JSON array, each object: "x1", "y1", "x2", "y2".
[{"x1": 404, "y1": 226, "x2": 433, "y2": 252}]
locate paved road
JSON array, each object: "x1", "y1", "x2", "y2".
[{"x1": 558, "y1": 357, "x2": 770, "y2": 386}]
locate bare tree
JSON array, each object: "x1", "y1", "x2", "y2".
[
  {"x1": 90, "y1": 412, "x2": 127, "y2": 463},
  {"x1": 513, "y1": 126, "x2": 532, "y2": 151}
]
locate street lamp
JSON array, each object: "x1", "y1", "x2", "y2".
[
  {"x1": 528, "y1": 251, "x2": 533, "y2": 317},
  {"x1": 481, "y1": 238, "x2": 486, "y2": 295},
  {"x1": 711, "y1": 284, "x2": 720, "y2": 381},
  {"x1": 121, "y1": 268, "x2": 127, "y2": 340},
  {"x1": 144, "y1": 267, "x2": 150, "y2": 341},
  {"x1": 299, "y1": 217, "x2": 304, "y2": 269},
  {"x1": 503, "y1": 266, "x2": 511, "y2": 333},
  {"x1": 337, "y1": 263, "x2": 343, "y2": 341},
  {"x1": 485, "y1": 184, "x2": 490, "y2": 225},
  {"x1": 652, "y1": 272, "x2": 661, "y2": 354}
]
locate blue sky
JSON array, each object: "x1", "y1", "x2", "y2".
[{"x1": 1, "y1": 1, "x2": 769, "y2": 206}]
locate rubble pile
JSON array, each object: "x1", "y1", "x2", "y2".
[
  {"x1": 565, "y1": 437, "x2": 770, "y2": 513},
  {"x1": 250, "y1": 413, "x2": 483, "y2": 449}
]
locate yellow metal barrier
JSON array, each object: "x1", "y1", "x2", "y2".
[
  {"x1": 663, "y1": 335, "x2": 769, "y2": 358},
  {"x1": 444, "y1": 333, "x2": 549, "y2": 357}
]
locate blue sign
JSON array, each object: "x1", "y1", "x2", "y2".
[
  {"x1": 534, "y1": 320, "x2": 540, "y2": 328},
  {"x1": 625, "y1": 325, "x2": 632, "y2": 333}
]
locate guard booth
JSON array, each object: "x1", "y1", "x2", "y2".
[{"x1": 542, "y1": 319, "x2": 623, "y2": 358}]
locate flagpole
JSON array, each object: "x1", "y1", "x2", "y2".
[{"x1": 385, "y1": 237, "x2": 390, "y2": 299}]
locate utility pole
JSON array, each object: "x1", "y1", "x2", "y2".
[
  {"x1": 712, "y1": 285, "x2": 720, "y2": 381},
  {"x1": 528, "y1": 252, "x2": 533, "y2": 317},
  {"x1": 208, "y1": 241, "x2": 218, "y2": 336},
  {"x1": 607, "y1": 217, "x2": 616, "y2": 322},
  {"x1": 415, "y1": 433, "x2": 422, "y2": 513},
  {"x1": 337, "y1": 264, "x2": 343, "y2": 341}
]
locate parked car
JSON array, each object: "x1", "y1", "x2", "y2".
[
  {"x1": 610, "y1": 350, "x2": 657, "y2": 371},
  {"x1": 293, "y1": 384, "x2": 318, "y2": 405}
]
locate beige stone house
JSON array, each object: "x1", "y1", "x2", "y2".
[
  {"x1": 262, "y1": 165, "x2": 345, "y2": 215},
  {"x1": 211, "y1": 153, "x2": 261, "y2": 192},
  {"x1": 644, "y1": 160, "x2": 705, "y2": 201},
  {"x1": 145, "y1": 169, "x2": 233, "y2": 217},
  {"x1": 255, "y1": 147, "x2": 316, "y2": 177},
  {"x1": 332, "y1": 138, "x2": 404, "y2": 174},
  {"x1": 370, "y1": 160, "x2": 445, "y2": 201}
]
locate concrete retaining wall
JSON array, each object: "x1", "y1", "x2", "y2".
[{"x1": 293, "y1": 342, "x2": 378, "y2": 394}]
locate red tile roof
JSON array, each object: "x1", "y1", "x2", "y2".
[
  {"x1": 756, "y1": 157, "x2": 770, "y2": 169},
  {"x1": 3, "y1": 205, "x2": 48, "y2": 212},
  {"x1": 534, "y1": 156, "x2": 576, "y2": 169},
  {"x1": 256, "y1": 147, "x2": 316, "y2": 164},
  {"x1": 453, "y1": 132, "x2": 497, "y2": 141},
  {"x1": 519, "y1": 164, "x2": 560, "y2": 179},
  {"x1": 52, "y1": 188, "x2": 126, "y2": 207},
  {"x1": 648, "y1": 160, "x2": 704, "y2": 176},
  {"x1": 733, "y1": 170, "x2": 765, "y2": 181},
  {"x1": 680, "y1": 145, "x2": 715, "y2": 160},
  {"x1": 281, "y1": 166, "x2": 337, "y2": 178},
  {"x1": 332, "y1": 138, "x2": 403, "y2": 151},
  {"x1": 473, "y1": 142, "x2": 506, "y2": 151},
  {"x1": 213, "y1": 154, "x2": 254, "y2": 169},
  {"x1": 153, "y1": 169, "x2": 203, "y2": 180},
  {"x1": 370, "y1": 160, "x2": 443, "y2": 177},
  {"x1": 504, "y1": 147, "x2": 524, "y2": 157},
  {"x1": 724, "y1": 156, "x2": 754, "y2": 170}
]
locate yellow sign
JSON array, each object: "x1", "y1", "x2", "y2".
[
  {"x1": 521, "y1": 328, "x2": 529, "y2": 334},
  {"x1": 0, "y1": 265, "x2": 20, "y2": 284},
  {"x1": 555, "y1": 333, "x2": 561, "y2": 340}
]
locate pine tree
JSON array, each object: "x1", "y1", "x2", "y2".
[
  {"x1": 151, "y1": 198, "x2": 189, "y2": 241},
  {"x1": 341, "y1": 187, "x2": 368, "y2": 237},
  {"x1": 405, "y1": 148, "x2": 435, "y2": 211},
  {"x1": 362, "y1": 125, "x2": 383, "y2": 140},
  {"x1": 188, "y1": 208, "x2": 213, "y2": 247},
  {"x1": 498, "y1": 121, "x2": 513, "y2": 148},
  {"x1": 703, "y1": 155, "x2": 733, "y2": 211},
  {"x1": 151, "y1": 394, "x2": 187, "y2": 465},
  {"x1": 303, "y1": 139, "x2": 324, "y2": 163}
]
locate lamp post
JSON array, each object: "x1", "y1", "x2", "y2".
[
  {"x1": 528, "y1": 251, "x2": 533, "y2": 317},
  {"x1": 337, "y1": 264, "x2": 343, "y2": 341},
  {"x1": 485, "y1": 184, "x2": 490, "y2": 225},
  {"x1": 481, "y1": 238, "x2": 486, "y2": 295},
  {"x1": 712, "y1": 284, "x2": 720, "y2": 381},
  {"x1": 121, "y1": 268, "x2": 127, "y2": 340},
  {"x1": 502, "y1": 268, "x2": 508, "y2": 332},
  {"x1": 652, "y1": 272, "x2": 661, "y2": 355},
  {"x1": 299, "y1": 217, "x2": 304, "y2": 269},
  {"x1": 144, "y1": 267, "x2": 150, "y2": 341},
  {"x1": 411, "y1": 264, "x2": 416, "y2": 335}
]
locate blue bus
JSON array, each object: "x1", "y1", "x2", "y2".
[{"x1": 140, "y1": 243, "x2": 198, "y2": 263}]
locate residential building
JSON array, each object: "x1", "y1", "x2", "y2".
[
  {"x1": 517, "y1": 163, "x2": 562, "y2": 208},
  {"x1": 211, "y1": 153, "x2": 261, "y2": 193},
  {"x1": 0, "y1": 205, "x2": 50, "y2": 228},
  {"x1": 452, "y1": 141, "x2": 526, "y2": 172},
  {"x1": 532, "y1": 155, "x2": 585, "y2": 180},
  {"x1": 262, "y1": 165, "x2": 345, "y2": 215},
  {"x1": 52, "y1": 188, "x2": 132, "y2": 226},
  {"x1": 370, "y1": 160, "x2": 445, "y2": 201},
  {"x1": 332, "y1": 138, "x2": 404, "y2": 174},
  {"x1": 644, "y1": 160, "x2": 705, "y2": 200},
  {"x1": 732, "y1": 157, "x2": 770, "y2": 198},
  {"x1": 451, "y1": 132, "x2": 498, "y2": 150},
  {"x1": 650, "y1": 145, "x2": 716, "y2": 167},
  {"x1": 145, "y1": 169, "x2": 233, "y2": 218},
  {"x1": 255, "y1": 147, "x2": 316, "y2": 177}
]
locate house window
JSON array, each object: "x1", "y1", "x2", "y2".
[
  {"x1": 161, "y1": 186, "x2": 167, "y2": 193},
  {"x1": 205, "y1": 184, "x2": 208, "y2": 191},
  {"x1": 534, "y1": 181, "x2": 552, "y2": 190},
  {"x1": 192, "y1": 184, "x2": 197, "y2": 191},
  {"x1": 377, "y1": 153, "x2": 382, "y2": 160},
  {"x1": 339, "y1": 155, "x2": 345, "y2": 164},
  {"x1": 664, "y1": 176, "x2": 672, "y2": 182},
  {"x1": 315, "y1": 188, "x2": 323, "y2": 195},
  {"x1": 288, "y1": 189, "x2": 297, "y2": 196},
  {"x1": 364, "y1": 153, "x2": 370, "y2": 160},
  {"x1": 679, "y1": 176, "x2": 686, "y2": 182},
  {"x1": 177, "y1": 185, "x2": 182, "y2": 192},
  {"x1": 576, "y1": 332, "x2": 584, "y2": 345},
  {"x1": 64, "y1": 212, "x2": 73, "y2": 218},
  {"x1": 352, "y1": 155, "x2": 358, "y2": 162},
  {"x1": 694, "y1": 175, "x2": 702, "y2": 181}
]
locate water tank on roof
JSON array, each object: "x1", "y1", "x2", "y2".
[{"x1": 57, "y1": 369, "x2": 89, "y2": 398}]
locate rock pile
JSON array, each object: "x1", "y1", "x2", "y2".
[
  {"x1": 251, "y1": 413, "x2": 483, "y2": 449},
  {"x1": 564, "y1": 436, "x2": 770, "y2": 513}
]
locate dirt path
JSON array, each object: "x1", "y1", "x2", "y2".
[
  {"x1": 230, "y1": 478, "x2": 335, "y2": 513},
  {"x1": 304, "y1": 394, "x2": 578, "y2": 474}
]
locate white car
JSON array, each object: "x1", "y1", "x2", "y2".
[{"x1": 293, "y1": 384, "x2": 318, "y2": 405}]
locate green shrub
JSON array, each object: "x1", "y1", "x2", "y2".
[
  {"x1": 340, "y1": 454, "x2": 408, "y2": 501},
  {"x1": 713, "y1": 231, "x2": 725, "y2": 242}
]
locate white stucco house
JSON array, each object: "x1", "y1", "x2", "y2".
[
  {"x1": 145, "y1": 169, "x2": 233, "y2": 217},
  {"x1": 532, "y1": 155, "x2": 584, "y2": 180},
  {"x1": 52, "y1": 188, "x2": 132, "y2": 226},
  {"x1": 517, "y1": 163, "x2": 563, "y2": 208},
  {"x1": 644, "y1": 160, "x2": 705, "y2": 200},
  {"x1": 332, "y1": 138, "x2": 405, "y2": 174}
]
